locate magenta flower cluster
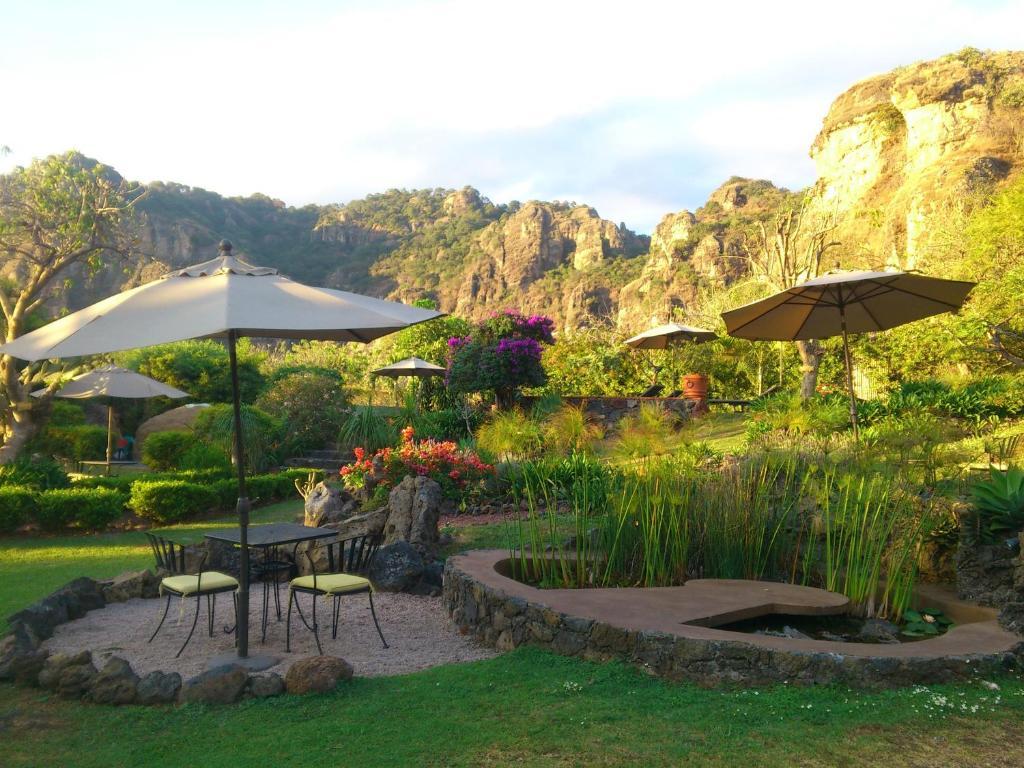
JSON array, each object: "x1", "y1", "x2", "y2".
[
  {"x1": 495, "y1": 338, "x2": 542, "y2": 373},
  {"x1": 503, "y1": 309, "x2": 555, "y2": 344}
]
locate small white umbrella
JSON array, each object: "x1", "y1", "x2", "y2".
[
  {"x1": 721, "y1": 270, "x2": 975, "y2": 438},
  {"x1": 371, "y1": 356, "x2": 447, "y2": 379},
  {"x1": 1, "y1": 240, "x2": 442, "y2": 661},
  {"x1": 624, "y1": 323, "x2": 718, "y2": 349},
  {"x1": 32, "y1": 364, "x2": 189, "y2": 467}
]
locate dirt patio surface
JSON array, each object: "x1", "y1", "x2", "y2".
[{"x1": 42, "y1": 590, "x2": 495, "y2": 680}]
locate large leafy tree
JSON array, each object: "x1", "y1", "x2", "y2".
[{"x1": 0, "y1": 152, "x2": 140, "y2": 461}]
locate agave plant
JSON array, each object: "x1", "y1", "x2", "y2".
[{"x1": 970, "y1": 467, "x2": 1024, "y2": 543}]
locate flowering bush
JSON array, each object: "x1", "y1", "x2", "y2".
[
  {"x1": 339, "y1": 427, "x2": 494, "y2": 499},
  {"x1": 446, "y1": 310, "x2": 555, "y2": 408}
]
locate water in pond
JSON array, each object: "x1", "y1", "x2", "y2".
[{"x1": 712, "y1": 613, "x2": 935, "y2": 644}]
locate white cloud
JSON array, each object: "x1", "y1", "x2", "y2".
[{"x1": 2, "y1": 0, "x2": 1023, "y2": 231}]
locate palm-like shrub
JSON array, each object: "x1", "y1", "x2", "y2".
[
  {"x1": 970, "y1": 468, "x2": 1024, "y2": 543},
  {"x1": 542, "y1": 405, "x2": 603, "y2": 455},
  {"x1": 191, "y1": 404, "x2": 284, "y2": 473},
  {"x1": 338, "y1": 405, "x2": 396, "y2": 453}
]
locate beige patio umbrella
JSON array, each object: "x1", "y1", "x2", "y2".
[
  {"x1": 371, "y1": 356, "x2": 447, "y2": 378},
  {"x1": 624, "y1": 323, "x2": 718, "y2": 349},
  {"x1": 1, "y1": 240, "x2": 442, "y2": 662},
  {"x1": 32, "y1": 364, "x2": 189, "y2": 468},
  {"x1": 721, "y1": 270, "x2": 975, "y2": 439}
]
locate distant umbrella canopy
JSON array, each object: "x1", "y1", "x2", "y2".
[
  {"x1": 0, "y1": 241, "x2": 443, "y2": 662},
  {"x1": 371, "y1": 356, "x2": 447, "y2": 379},
  {"x1": 624, "y1": 323, "x2": 718, "y2": 349},
  {"x1": 31, "y1": 364, "x2": 189, "y2": 400}
]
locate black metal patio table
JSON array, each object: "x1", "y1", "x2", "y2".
[{"x1": 205, "y1": 523, "x2": 338, "y2": 644}]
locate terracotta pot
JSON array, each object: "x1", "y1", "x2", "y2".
[{"x1": 682, "y1": 374, "x2": 708, "y2": 401}]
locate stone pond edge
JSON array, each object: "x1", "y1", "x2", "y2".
[{"x1": 441, "y1": 554, "x2": 1024, "y2": 688}]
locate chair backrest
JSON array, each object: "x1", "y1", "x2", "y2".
[
  {"x1": 304, "y1": 533, "x2": 383, "y2": 579},
  {"x1": 327, "y1": 533, "x2": 384, "y2": 575},
  {"x1": 639, "y1": 384, "x2": 663, "y2": 398},
  {"x1": 145, "y1": 532, "x2": 188, "y2": 575}
]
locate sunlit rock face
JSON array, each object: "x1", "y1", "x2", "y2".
[{"x1": 807, "y1": 50, "x2": 1023, "y2": 269}]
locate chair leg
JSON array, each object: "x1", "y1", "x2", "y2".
[
  {"x1": 232, "y1": 592, "x2": 239, "y2": 647},
  {"x1": 149, "y1": 594, "x2": 172, "y2": 644},
  {"x1": 261, "y1": 579, "x2": 270, "y2": 644},
  {"x1": 207, "y1": 594, "x2": 215, "y2": 637},
  {"x1": 175, "y1": 596, "x2": 202, "y2": 658},
  {"x1": 368, "y1": 592, "x2": 388, "y2": 649},
  {"x1": 286, "y1": 589, "x2": 294, "y2": 653},
  {"x1": 273, "y1": 570, "x2": 282, "y2": 620},
  {"x1": 332, "y1": 596, "x2": 340, "y2": 640},
  {"x1": 311, "y1": 593, "x2": 323, "y2": 655}
]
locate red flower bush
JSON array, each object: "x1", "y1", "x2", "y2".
[{"x1": 340, "y1": 427, "x2": 494, "y2": 499}]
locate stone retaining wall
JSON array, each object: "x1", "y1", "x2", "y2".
[{"x1": 443, "y1": 555, "x2": 1023, "y2": 688}]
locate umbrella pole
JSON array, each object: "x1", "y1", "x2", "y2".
[
  {"x1": 228, "y1": 331, "x2": 251, "y2": 658},
  {"x1": 839, "y1": 307, "x2": 860, "y2": 442},
  {"x1": 105, "y1": 404, "x2": 115, "y2": 474}
]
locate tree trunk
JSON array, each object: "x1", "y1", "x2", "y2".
[
  {"x1": 0, "y1": 405, "x2": 38, "y2": 463},
  {"x1": 796, "y1": 340, "x2": 821, "y2": 400}
]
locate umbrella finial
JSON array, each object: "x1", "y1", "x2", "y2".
[{"x1": 219, "y1": 239, "x2": 233, "y2": 255}]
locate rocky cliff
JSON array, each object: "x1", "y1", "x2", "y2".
[
  {"x1": 31, "y1": 49, "x2": 1024, "y2": 335},
  {"x1": 806, "y1": 48, "x2": 1024, "y2": 269}
]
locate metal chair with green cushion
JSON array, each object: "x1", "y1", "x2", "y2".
[
  {"x1": 286, "y1": 533, "x2": 388, "y2": 654},
  {"x1": 145, "y1": 532, "x2": 239, "y2": 658}
]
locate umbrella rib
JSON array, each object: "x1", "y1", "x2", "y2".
[{"x1": 863, "y1": 279, "x2": 969, "y2": 310}]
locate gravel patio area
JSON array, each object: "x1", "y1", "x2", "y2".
[{"x1": 42, "y1": 590, "x2": 495, "y2": 680}]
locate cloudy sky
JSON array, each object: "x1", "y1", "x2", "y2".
[{"x1": 3, "y1": 0, "x2": 1023, "y2": 232}]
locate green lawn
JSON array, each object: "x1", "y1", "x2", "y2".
[
  {"x1": 0, "y1": 499, "x2": 305, "y2": 630},
  {"x1": 2, "y1": 647, "x2": 1024, "y2": 767}
]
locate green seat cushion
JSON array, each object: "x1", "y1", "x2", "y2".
[
  {"x1": 290, "y1": 573, "x2": 370, "y2": 595},
  {"x1": 160, "y1": 571, "x2": 238, "y2": 596}
]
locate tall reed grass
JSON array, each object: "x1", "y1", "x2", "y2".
[{"x1": 506, "y1": 454, "x2": 933, "y2": 619}]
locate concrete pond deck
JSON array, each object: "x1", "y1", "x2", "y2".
[{"x1": 443, "y1": 550, "x2": 1024, "y2": 686}]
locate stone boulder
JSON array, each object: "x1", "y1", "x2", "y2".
[
  {"x1": 247, "y1": 672, "x2": 285, "y2": 698},
  {"x1": 284, "y1": 656, "x2": 353, "y2": 695},
  {"x1": 102, "y1": 570, "x2": 161, "y2": 603},
  {"x1": 8, "y1": 577, "x2": 105, "y2": 642},
  {"x1": 304, "y1": 482, "x2": 358, "y2": 527},
  {"x1": 38, "y1": 650, "x2": 93, "y2": 691},
  {"x1": 180, "y1": 664, "x2": 249, "y2": 705},
  {"x1": 56, "y1": 659, "x2": 98, "y2": 699},
  {"x1": 956, "y1": 539, "x2": 1018, "y2": 606},
  {"x1": 368, "y1": 541, "x2": 425, "y2": 592},
  {"x1": 136, "y1": 670, "x2": 182, "y2": 705},
  {"x1": 88, "y1": 657, "x2": 139, "y2": 705},
  {"x1": 295, "y1": 506, "x2": 390, "y2": 576},
  {"x1": 4, "y1": 647, "x2": 48, "y2": 687},
  {"x1": 384, "y1": 476, "x2": 442, "y2": 557}
]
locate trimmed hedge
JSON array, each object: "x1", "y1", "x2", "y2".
[
  {"x1": 0, "y1": 486, "x2": 36, "y2": 533},
  {"x1": 130, "y1": 481, "x2": 218, "y2": 525},
  {"x1": 73, "y1": 467, "x2": 233, "y2": 492},
  {"x1": 35, "y1": 488, "x2": 127, "y2": 532},
  {"x1": 128, "y1": 469, "x2": 322, "y2": 525}
]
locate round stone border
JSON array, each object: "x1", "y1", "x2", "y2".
[
  {"x1": 0, "y1": 571, "x2": 350, "y2": 705},
  {"x1": 442, "y1": 550, "x2": 1024, "y2": 688}
]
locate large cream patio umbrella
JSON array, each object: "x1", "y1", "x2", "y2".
[
  {"x1": 721, "y1": 270, "x2": 975, "y2": 439},
  {"x1": 32, "y1": 364, "x2": 189, "y2": 468},
  {"x1": 1, "y1": 240, "x2": 442, "y2": 661}
]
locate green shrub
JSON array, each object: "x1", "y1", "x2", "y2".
[
  {"x1": 211, "y1": 478, "x2": 240, "y2": 510},
  {"x1": 411, "y1": 408, "x2": 475, "y2": 441},
  {"x1": 0, "y1": 486, "x2": 36, "y2": 533},
  {"x1": 129, "y1": 480, "x2": 217, "y2": 525},
  {"x1": 49, "y1": 401, "x2": 87, "y2": 426},
  {"x1": 0, "y1": 455, "x2": 70, "y2": 490},
  {"x1": 35, "y1": 488, "x2": 126, "y2": 531},
  {"x1": 32, "y1": 425, "x2": 109, "y2": 461},
  {"x1": 257, "y1": 371, "x2": 348, "y2": 457},
  {"x1": 476, "y1": 409, "x2": 542, "y2": 461},
  {"x1": 177, "y1": 443, "x2": 232, "y2": 472},
  {"x1": 142, "y1": 430, "x2": 193, "y2": 471}
]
